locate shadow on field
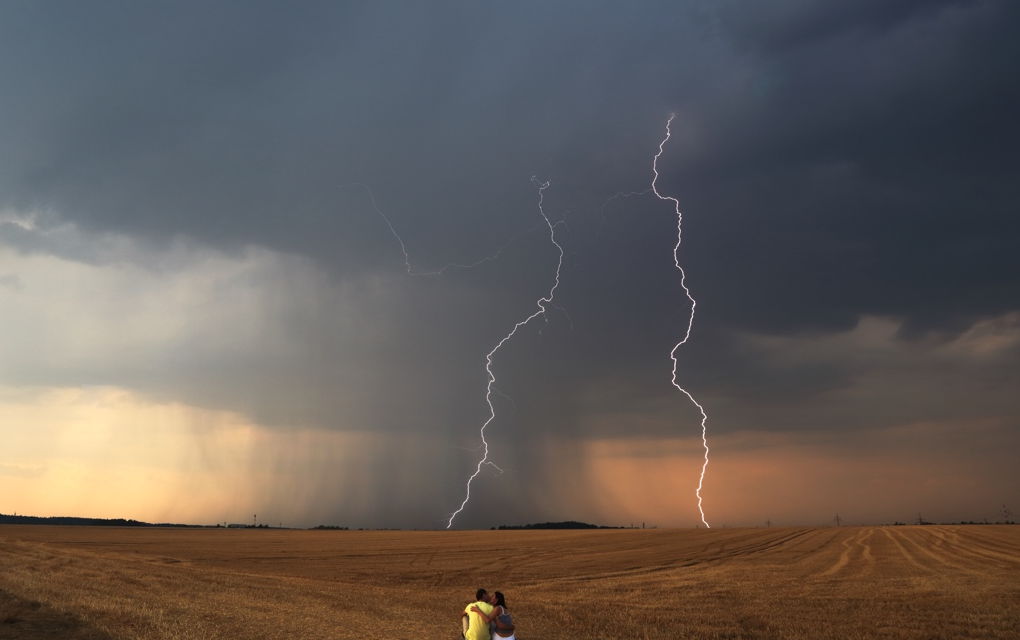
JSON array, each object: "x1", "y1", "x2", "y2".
[{"x1": 0, "y1": 588, "x2": 114, "y2": 640}]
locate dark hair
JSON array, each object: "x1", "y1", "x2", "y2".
[
  {"x1": 475, "y1": 588, "x2": 488, "y2": 601},
  {"x1": 493, "y1": 591, "x2": 506, "y2": 608}
]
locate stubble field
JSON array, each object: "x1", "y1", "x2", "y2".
[{"x1": 0, "y1": 524, "x2": 1018, "y2": 639}]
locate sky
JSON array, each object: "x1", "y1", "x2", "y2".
[{"x1": 1, "y1": 0, "x2": 1017, "y2": 529}]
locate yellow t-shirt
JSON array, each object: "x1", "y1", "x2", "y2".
[{"x1": 464, "y1": 601, "x2": 494, "y2": 640}]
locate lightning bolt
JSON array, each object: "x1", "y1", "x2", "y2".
[
  {"x1": 362, "y1": 182, "x2": 546, "y2": 276},
  {"x1": 316, "y1": 179, "x2": 559, "y2": 527},
  {"x1": 596, "y1": 188, "x2": 652, "y2": 243},
  {"x1": 306, "y1": 180, "x2": 545, "y2": 276},
  {"x1": 652, "y1": 114, "x2": 710, "y2": 529},
  {"x1": 446, "y1": 177, "x2": 564, "y2": 529}
]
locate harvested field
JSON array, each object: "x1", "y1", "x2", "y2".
[{"x1": 1, "y1": 525, "x2": 1018, "y2": 639}]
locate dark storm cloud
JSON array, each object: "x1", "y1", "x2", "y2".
[
  {"x1": 698, "y1": 0, "x2": 1020, "y2": 338},
  {"x1": 715, "y1": 0, "x2": 972, "y2": 53},
  {"x1": 2, "y1": 1, "x2": 1016, "y2": 335},
  {"x1": 1, "y1": 1, "x2": 1017, "y2": 527},
  {"x1": 2, "y1": 0, "x2": 1015, "y2": 383}
]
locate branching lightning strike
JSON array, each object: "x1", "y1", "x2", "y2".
[
  {"x1": 347, "y1": 117, "x2": 702, "y2": 528},
  {"x1": 446, "y1": 177, "x2": 565, "y2": 528},
  {"x1": 362, "y1": 183, "x2": 546, "y2": 276},
  {"x1": 596, "y1": 188, "x2": 652, "y2": 243},
  {"x1": 652, "y1": 115, "x2": 711, "y2": 529},
  {"x1": 309, "y1": 180, "x2": 546, "y2": 275},
  {"x1": 333, "y1": 177, "x2": 560, "y2": 528}
]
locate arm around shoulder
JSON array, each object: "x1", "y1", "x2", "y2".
[{"x1": 492, "y1": 606, "x2": 514, "y2": 631}]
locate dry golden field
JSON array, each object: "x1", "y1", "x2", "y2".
[{"x1": 1, "y1": 524, "x2": 1018, "y2": 640}]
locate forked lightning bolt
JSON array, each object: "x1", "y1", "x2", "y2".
[
  {"x1": 362, "y1": 183, "x2": 545, "y2": 276},
  {"x1": 446, "y1": 177, "x2": 564, "y2": 529},
  {"x1": 311, "y1": 181, "x2": 545, "y2": 276},
  {"x1": 652, "y1": 115, "x2": 711, "y2": 529},
  {"x1": 332, "y1": 178, "x2": 558, "y2": 527}
]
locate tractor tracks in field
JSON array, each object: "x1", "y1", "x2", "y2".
[
  {"x1": 932, "y1": 528, "x2": 1020, "y2": 569},
  {"x1": 904, "y1": 527, "x2": 1020, "y2": 573},
  {"x1": 544, "y1": 529, "x2": 816, "y2": 585},
  {"x1": 878, "y1": 526, "x2": 1009, "y2": 577},
  {"x1": 699, "y1": 529, "x2": 815, "y2": 563},
  {"x1": 879, "y1": 527, "x2": 934, "y2": 574},
  {"x1": 408, "y1": 547, "x2": 437, "y2": 567},
  {"x1": 820, "y1": 528, "x2": 874, "y2": 577}
]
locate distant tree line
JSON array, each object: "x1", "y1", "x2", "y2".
[
  {"x1": 495, "y1": 521, "x2": 624, "y2": 530},
  {"x1": 953, "y1": 520, "x2": 1017, "y2": 525},
  {"x1": 0, "y1": 513, "x2": 202, "y2": 527},
  {"x1": 311, "y1": 525, "x2": 349, "y2": 530}
]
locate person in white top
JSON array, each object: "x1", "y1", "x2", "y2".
[{"x1": 469, "y1": 591, "x2": 515, "y2": 640}]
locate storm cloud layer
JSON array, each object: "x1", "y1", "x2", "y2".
[{"x1": 1, "y1": 1, "x2": 1017, "y2": 528}]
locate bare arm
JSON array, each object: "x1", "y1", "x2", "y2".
[
  {"x1": 493, "y1": 607, "x2": 515, "y2": 632},
  {"x1": 493, "y1": 613, "x2": 515, "y2": 632},
  {"x1": 470, "y1": 605, "x2": 514, "y2": 632},
  {"x1": 469, "y1": 605, "x2": 498, "y2": 624}
]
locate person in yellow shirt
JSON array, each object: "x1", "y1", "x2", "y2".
[
  {"x1": 470, "y1": 591, "x2": 515, "y2": 639},
  {"x1": 462, "y1": 588, "x2": 494, "y2": 640}
]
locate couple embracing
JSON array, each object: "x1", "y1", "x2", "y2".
[{"x1": 461, "y1": 588, "x2": 515, "y2": 640}]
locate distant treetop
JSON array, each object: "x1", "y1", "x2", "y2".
[{"x1": 496, "y1": 521, "x2": 624, "y2": 530}]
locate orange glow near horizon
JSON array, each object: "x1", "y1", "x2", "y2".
[
  {"x1": 2, "y1": 383, "x2": 1016, "y2": 528},
  {"x1": 575, "y1": 420, "x2": 1018, "y2": 527},
  {"x1": 0, "y1": 385, "x2": 391, "y2": 526}
]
